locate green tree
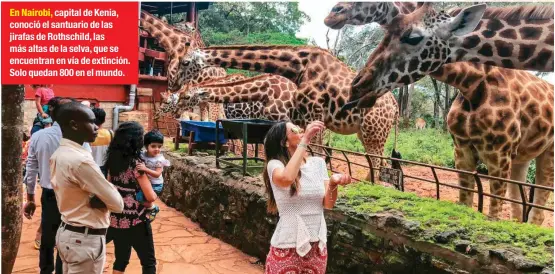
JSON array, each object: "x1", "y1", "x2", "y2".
[{"x1": 198, "y1": 2, "x2": 310, "y2": 36}]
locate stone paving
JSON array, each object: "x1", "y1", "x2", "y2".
[{"x1": 12, "y1": 188, "x2": 264, "y2": 274}]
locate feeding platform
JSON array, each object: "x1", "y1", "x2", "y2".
[
  {"x1": 215, "y1": 119, "x2": 278, "y2": 175},
  {"x1": 178, "y1": 120, "x2": 228, "y2": 155}
]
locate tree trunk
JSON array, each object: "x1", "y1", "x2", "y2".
[
  {"x1": 431, "y1": 78, "x2": 441, "y2": 129},
  {"x1": 405, "y1": 84, "x2": 414, "y2": 118},
  {"x1": 397, "y1": 86, "x2": 404, "y2": 114},
  {"x1": 2, "y1": 85, "x2": 24, "y2": 274},
  {"x1": 443, "y1": 82, "x2": 450, "y2": 131}
]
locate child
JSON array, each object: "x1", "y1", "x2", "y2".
[
  {"x1": 136, "y1": 130, "x2": 170, "y2": 221},
  {"x1": 30, "y1": 85, "x2": 54, "y2": 135},
  {"x1": 90, "y1": 107, "x2": 113, "y2": 178}
]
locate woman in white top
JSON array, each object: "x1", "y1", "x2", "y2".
[{"x1": 263, "y1": 121, "x2": 352, "y2": 274}]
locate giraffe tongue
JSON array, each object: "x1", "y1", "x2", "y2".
[
  {"x1": 357, "y1": 95, "x2": 377, "y2": 109},
  {"x1": 341, "y1": 100, "x2": 359, "y2": 112},
  {"x1": 341, "y1": 95, "x2": 378, "y2": 111}
]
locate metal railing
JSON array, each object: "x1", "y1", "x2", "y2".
[{"x1": 306, "y1": 143, "x2": 554, "y2": 223}]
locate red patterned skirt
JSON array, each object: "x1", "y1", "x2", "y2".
[{"x1": 265, "y1": 242, "x2": 328, "y2": 274}]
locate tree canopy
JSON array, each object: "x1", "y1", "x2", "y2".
[{"x1": 198, "y1": 2, "x2": 310, "y2": 36}]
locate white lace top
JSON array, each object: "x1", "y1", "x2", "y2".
[{"x1": 267, "y1": 157, "x2": 329, "y2": 257}]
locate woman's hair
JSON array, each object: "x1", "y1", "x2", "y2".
[
  {"x1": 263, "y1": 121, "x2": 301, "y2": 214},
  {"x1": 105, "y1": 121, "x2": 144, "y2": 176}
]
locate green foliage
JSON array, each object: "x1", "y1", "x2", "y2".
[
  {"x1": 328, "y1": 129, "x2": 455, "y2": 167},
  {"x1": 341, "y1": 182, "x2": 554, "y2": 265},
  {"x1": 527, "y1": 160, "x2": 537, "y2": 185},
  {"x1": 329, "y1": 129, "x2": 538, "y2": 182},
  {"x1": 198, "y1": 2, "x2": 309, "y2": 36},
  {"x1": 203, "y1": 30, "x2": 308, "y2": 47},
  {"x1": 226, "y1": 69, "x2": 260, "y2": 77},
  {"x1": 384, "y1": 129, "x2": 455, "y2": 167}
]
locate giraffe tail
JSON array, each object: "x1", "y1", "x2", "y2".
[{"x1": 391, "y1": 111, "x2": 402, "y2": 170}]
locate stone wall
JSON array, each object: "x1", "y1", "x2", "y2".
[{"x1": 161, "y1": 152, "x2": 553, "y2": 274}]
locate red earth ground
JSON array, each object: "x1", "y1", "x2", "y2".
[{"x1": 327, "y1": 152, "x2": 554, "y2": 228}]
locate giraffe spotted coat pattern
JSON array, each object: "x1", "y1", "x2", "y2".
[
  {"x1": 177, "y1": 45, "x2": 399, "y2": 181},
  {"x1": 342, "y1": 3, "x2": 554, "y2": 108},
  {"x1": 325, "y1": 1, "x2": 554, "y2": 224}
]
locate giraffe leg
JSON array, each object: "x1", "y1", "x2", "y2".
[
  {"x1": 358, "y1": 110, "x2": 393, "y2": 182},
  {"x1": 528, "y1": 144, "x2": 554, "y2": 225},
  {"x1": 356, "y1": 131, "x2": 380, "y2": 182},
  {"x1": 485, "y1": 156, "x2": 512, "y2": 220},
  {"x1": 454, "y1": 143, "x2": 478, "y2": 207},
  {"x1": 507, "y1": 160, "x2": 531, "y2": 222}
]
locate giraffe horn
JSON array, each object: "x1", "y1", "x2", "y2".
[{"x1": 401, "y1": 2, "x2": 432, "y2": 23}]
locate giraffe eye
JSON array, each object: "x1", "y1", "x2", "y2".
[
  {"x1": 331, "y1": 6, "x2": 344, "y2": 13},
  {"x1": 400, "y1": 33, "x2": 424, "y2": 46}
]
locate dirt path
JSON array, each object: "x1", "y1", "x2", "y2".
[
  {"x1": 328, "y1": 152, "x2": 554, "y2": 228},
  {"x1": 12, "y1": 188, "x2": 264, "y2": 274}
]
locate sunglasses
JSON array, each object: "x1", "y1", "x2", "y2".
[{"x1": 290, "y1": 127, "x2": 304, "y2": 134}]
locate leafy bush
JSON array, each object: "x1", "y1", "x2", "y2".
[
  {"x1": 203, "y1": 30, "x2": 307, "y2": 46},
  {"x1": 329, "y1": 129, "x2": 454, "y2": 167}
]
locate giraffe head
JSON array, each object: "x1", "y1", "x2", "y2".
[
  {"x1": 347, "y1": 3, "x2": 486, "y2": 109},
  {"x1": 154, "y1": 91, "x2": 180, "y2": 119},
  {"x1": 324, "y1": 2, "x2": 405, "y2": 29},
  {"x1": 175, "y1": 21, "x2": 196, "y2": 32},
  {"x1": 166, "y1": 42, "x2": 197, "y2": 92},
  {"x1": 140, "y1": 11, "x2": 201, "y2": 92},
  {"x1": 177, "y1": 86, "x2": 209, "y2": 111},
  {"x1": 170, "y1": 49, "x2": 208, "y2": 91},
  {"x1": 325, "y1": 2, "x2": 426, "y2": 29}
]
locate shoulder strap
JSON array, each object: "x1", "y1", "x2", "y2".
[{"x1": 109, "y1": 129, "x2": 113, "y2": 141}]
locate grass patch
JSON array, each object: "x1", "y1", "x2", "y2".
[
  {"x1": 383, "y1": 129, "x2": 454, "y2": 167},
  {"x1": 340, "y1": 182, "x2": 554, "y2": 265},
  {"x1": 329, "y1": 129, "x2": 454, "y2": 167}
]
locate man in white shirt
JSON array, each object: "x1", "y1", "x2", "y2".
[
  {"x1": 24, "y1": 97, "x2": 80, "y2": 274},
  {"x1": 51, "y1": 102, "x2": 123, "y2": 273}
]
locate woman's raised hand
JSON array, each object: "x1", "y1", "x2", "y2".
[{"x1": 301, "y1": 121, "x2": 326, "y2": 144}]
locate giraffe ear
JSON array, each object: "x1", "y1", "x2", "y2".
[{"x1": 444, "y1": 4, "x2": 486, "y2": 37}]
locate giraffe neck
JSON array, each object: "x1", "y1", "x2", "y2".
[
  {"x1": 140, "y1": 11, "x2": 193, "y2": 58},
  {"x1": 198, "y1": 75, "x2": 270, "y2": 104},
  {"x1": 354, "y1": 2, "x2": 424, "y2": 26},
  {"x1": 447, "y1": 7, "x2": 554, "y2": 72},
  {"x1": 196, "y1": 45, "x2": 314, "y2": 81},
  {"x1": 429, "y1": 63, "x2": 488, "y2": 102}
]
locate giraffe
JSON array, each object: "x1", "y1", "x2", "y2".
[
  {"x1": 177, "y1": 74, "x2": 266, "y2": 120},
  {"x1": 339, "y1": 3, "x2": 554, "y2": 109},
  {"x1": 155, "y1": 73, "x2": 266, "y2": 121},
  {"x1": 175, "y1": 74, "x2": 298, "y2": 121},
  {"x1": 174, "y1": 74, "x2": 334, "y2": 160},
  {"x1": 415, "y1": 118, "x2": 426, "y2": 130},
  {"x1": 173, "y1": 45, "x2": 398, "y2": 181},
  {"x1": 325, "y1": 2, "x2": 555, "y2": 224},
  {"x1": 140, "y1": 10, "x2": 204, "y2": 92},
  {"x1": 143, "y1": 11, "x2": 265, "y2": 123}
]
